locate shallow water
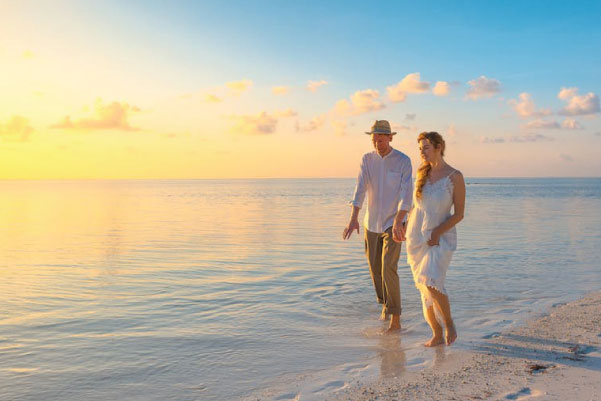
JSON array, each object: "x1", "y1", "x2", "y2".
[{"x1": 1, "y1": 178, "x2": 600, "y2": 401}]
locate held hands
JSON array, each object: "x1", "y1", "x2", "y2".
[
  {"x1": 392, "y1": 218, "x2": 406, "y2": 243},
  {"x1": 427, "y1": 228, "x2": 441, "y2": 246},
  {"x1": 343, "y1": 219, "x2": 360, "y2": 240}
]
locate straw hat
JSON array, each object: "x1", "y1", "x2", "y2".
[{"x1": 365, "y1": 120, "x2": 396, "y2": 135}]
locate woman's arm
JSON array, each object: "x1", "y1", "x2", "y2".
[{"x1": 428, "y1": 172, "x2": 466, "y2": 246}]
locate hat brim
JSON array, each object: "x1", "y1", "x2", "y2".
[{"x1": 365, "y1": 131, "x2": 397, "y2": 135}]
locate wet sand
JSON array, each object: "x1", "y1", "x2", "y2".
[{"x1": 329, "y1": 291, "x2": 601, "y2": 401}]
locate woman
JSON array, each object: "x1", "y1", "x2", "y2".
[{"x1": 406, "y1": 132, "x2": 465, "y2": 346}]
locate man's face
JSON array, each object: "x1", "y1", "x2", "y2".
[{"x1": 371, "y1": 133, "x2": 392, "y2": 154}]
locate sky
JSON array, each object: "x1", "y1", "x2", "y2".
[{"x1": 1, "y1": 0, "x2": 600, "y2": 179}]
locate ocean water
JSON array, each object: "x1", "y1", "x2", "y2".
[{"x1": 1, "y1": 178, "x2": 600, "y2": 401}]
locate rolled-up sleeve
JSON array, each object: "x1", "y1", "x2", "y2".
[
  {"x1": 350, "y1": 155, "x2": 367, "y2": 208},
  {"x1": 397, "y1": 157, "x2": 413, "y2": 212}
]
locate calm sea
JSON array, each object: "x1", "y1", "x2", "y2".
[{"x1": 1, "y1": 178, "x2": 600, "y2": 401}]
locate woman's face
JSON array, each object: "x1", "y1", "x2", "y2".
[{"x1": 418, "y1": 138, "x2": 440, "y2": 163}]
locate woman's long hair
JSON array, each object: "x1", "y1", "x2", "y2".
[{"x1": 415, "y1": 132, "x2": 446, "y2": 199}]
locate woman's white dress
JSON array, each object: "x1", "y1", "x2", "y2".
[{"x1": 406, "y1": 172, "x2": 457, "y2": 308}]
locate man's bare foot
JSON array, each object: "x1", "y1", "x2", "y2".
[
  {"x1": 445, "y1": 323, "x2": 457, "y2": 345},
  {"x1": 383, "y1": 314, "x2": 401, "y2": 334},
  {"x1": 424, "y1": 334, "x2": 444, "y2": 347},
  {"x1": 379, "y1": 305, "x2": 389, "y2": 321}
]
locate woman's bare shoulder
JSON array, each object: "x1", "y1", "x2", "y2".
[{"x1": 448, "y1": 167, "x2": 464, "y2": 184}]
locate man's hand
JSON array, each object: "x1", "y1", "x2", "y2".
[
  {"x1": 343, "y1": 219, "x2": 360, "y2": 240},
  {"x1": 392, "y1": 219, "x2": 406, "y2": 243},
  {"x1": 427, "y1": 228, "x2": 440, "y2": 246}
]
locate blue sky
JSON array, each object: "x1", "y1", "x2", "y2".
[{"x1": 1, "y1": 1, "x2": 600, "y2": 178}]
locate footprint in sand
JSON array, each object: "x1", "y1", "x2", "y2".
[
  {"x1": 313, "y1": 380, "x2": 347, "y2": 393},
  {"x1": 341, "y1": 363, "x2": 370, "y2": 374},
  {"x1": 274, "y1": 392, "x2": 300, "y2": 401},
  {"x1": 504, "y1": 387, "x2": 544, "y2": 400}
]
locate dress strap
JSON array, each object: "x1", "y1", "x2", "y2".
[{"x1": 447, "y1": 169, "x2": 459, "y2": 179}]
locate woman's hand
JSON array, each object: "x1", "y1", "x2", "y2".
[
  {"x1": 427, "y1": 228, "x2": 440, "y2": 246},
  {"x1": 392, "y1": 219, "x2": 406, "y2": 243}
]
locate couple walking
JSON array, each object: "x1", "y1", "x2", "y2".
[{"x1": 342, "y1": 120, "x2": 465, "y2": 347}]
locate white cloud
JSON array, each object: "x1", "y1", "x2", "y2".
[
  {"x1": 226, "y1": 79, "x2": 253, "y2": 96},
  {"x1": 307, "y1": 80, "x2": 328, "y2": 92},
  {"x1": 273, "y1": 108, "x2": 298, "y2": 118},
  {"x1": 0, "y1": 115, "x2": 34, "y2": 142},
  {"x1": 560, "y1": 154, "x2": 574, "y2": 162},
  {"x1": 447, "y1": 124, "x2": 457, "y2": 137},
  {"x1": 332, "y1": 120, "x2": 347, "y2": 137},
  {"x1": 481, "y1": 136, "x2": 506, "y2": 144},
  {"x1": 297, "y1": 114, "x2": 326, "y2": 132},
  {"x1": 432, "y1": 81, "x2": 451, "y2": 96},
  {"x1": 510, "y1": 134, "x2": 554, "y2": 142},
  {"x1": 334, "y1": 89, "x2": 385, "y2": 116},
  {"x1": 557, "y1": 87, "x2": 600, "y2": 116},
  {"x1": 558, "y1": 87, "x2": 579, "y2": 100},
  {"x1": 51, "y1": 99, "x2": 141, "y2": 131},
  {"x1": 508, "y1": 93, "x2": 551, "y2": 118},
  {"x1": 523, "y1": 119, "x2": 560, "y2": 130},
  {"x1": 204, "y1": 94, "x2": 222, "y2": 103},
  {"x1": 272, "y1": 86, "x2": 290, "y2": 96},
  {"x1": 387, "y1": 72, "x2": 430, "y2": 102},
  {"x1": 391, "y1": 123, "x2": 414, "y2": 132},
  {"x1": 466, "y1": 76, "x2": 501, "y2": 100},
  {"x1": 228, "y1": 111, "x2": 278, "y2": 135},
  {"x1": 561, "y1": 119, "x2": 584, "y2": 130}
]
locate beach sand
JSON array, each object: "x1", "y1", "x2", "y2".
[{"x1": 329, "y1": 291, "x2": 601, "y2": 401}]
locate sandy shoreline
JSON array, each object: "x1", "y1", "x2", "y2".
[{"x1": 328, "y1": 291, "x2": 601, "y2": 401}]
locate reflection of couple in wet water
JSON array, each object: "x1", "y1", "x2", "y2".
[{"x1": 343, "y1": 120, "x2": 466, "y2": 347}]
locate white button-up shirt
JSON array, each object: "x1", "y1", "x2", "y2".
[{"x1": 350, "y1": 148, "x2": 413, "y2": 233}]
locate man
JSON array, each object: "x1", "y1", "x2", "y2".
[{"x1": 343, "y1": 120, "x2": 413, "y2": 333}]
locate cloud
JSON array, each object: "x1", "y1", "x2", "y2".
[
  {"x1": 0, "y1": 115, "x2": 34, "y2": 142},
  {"x1": 447, "y1": 124, "x2": 457, "y2": 137},
  {"x1": 297, "y1": 114, "x2": 326, "y2": 132},
  {"x1": 510, "y1": 134, "x2": 554, "y2": 142},
  {"x1": 561, "y1": 119, "x2": 584, "y2": 130},
  {"x1": 334, "y1": 89, "x2": 385, "y2": 116},
  {"x1": 226, "y1": 79, "x2": 253, "y2": 96},
  {"x1": 273, "y1": 108, "x2": 298, "y2": 118},
  {"x1": 332, "y1": 120, "x2": 347, "y2": 137},
  {"x1": 51, "y1": 99, "x2": 141, "y2": 131},
  {"x1": 405, "y1": 113, "x2": 416, "y2": 121},
  {"x1": 560, "y1": 154, "x2": 574, "y2": 162},
  {"x1": 228, "y1": 111, "x2": 279, "y2": 135},
  {"x1": 508, "y1": 93, "x2": 551, "y2": 118},
  {"x1": 466, "y1": 76, "x2": 501, "y2": 100},
  {"x1": 391, "y1": 123, "x2": 414, "y2": 132},
  {"x1": 307, "y1": 80, "x2": 328, "y2": 92},
  {"x1": 204, "y1": 94, "x2": 222, "y2": 103},
  {"x1": 480, "y1": 136, "x2": 506, "y2": 143},
  {"x1": 432, "y1": 81, "x2": 451, "y2": 96},
  {"x1": 523, "y1": 119, "x2": 560, "y2": 130},
  {"x1": 558, "y1": 87, "x2": 579, "y2": 100},
  {"x1": 557, "y1": 87, "x2": 600, "y2": 116},
  {"x1": 272, "y1": 86, "x2": 290, "y2": 95},
  {"x1": 387, "y1": 72, "x2": 430, "y2": 102}
]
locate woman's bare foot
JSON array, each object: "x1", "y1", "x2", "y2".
[
  {"x1": 379, "y1": 305, "x2": 389, "y2": 321},
  {"x1": 424, "y1": 334, "x2": 444, "y2": 347},
  {"x1": 445, "y1": 323, "x2": 457, "y2": 345}
]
